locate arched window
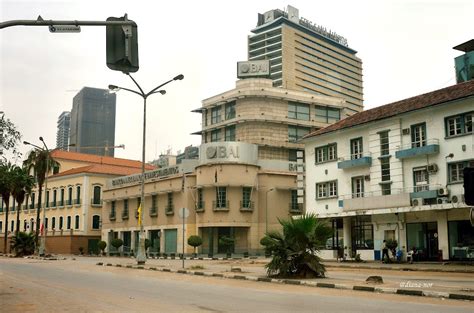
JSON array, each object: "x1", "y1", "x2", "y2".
[
  {"x1": 92, "y1": 215, "x2": 100, "y2": 230},
  {"x1": 59, "y1": 216, "x2": 63, "y2": 230},
  {"x1": 31, "y1": 193, "x2": 35, "y2": 209},
  {"x1": 67, "y1": 216, "x2": 71, "y2": 229},
  {"x1": 76, "y1": 185, "x2": 81, "y2": 204},
  {"x1": 10, "y1": 220, "x2": 14, "y2": 232},
  {"x1": 75, "y1": 215, "x2": 80, "y2": 229},
  {"x1": 67, "y1": 187, "x2": 73, "y2": 205},
  {"x1": 45, "y1": 217, "x2": 48, "y2": 230},
  {"x1": 93, "y1": 186, "x2": 101, "y2": 205},
  {"x1": 52, "y1": 217, "x2": 56, "y2": 230},
  {"x1": 23, "y1": 219, "x2": 27, "y2": 231}
]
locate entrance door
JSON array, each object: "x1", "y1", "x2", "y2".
[
  {"x1": 149, "y1": 230, "x2": 161, "y2": 254},
  {"x1": 164, "y1": 229, "x2": 177, "y2": 253},
  {"x1": 426, "y1": 222, "x2": 439, "y2": 260},
  {"x1": 217, "y1": 227, "x2": 233, "y2": 254},
  {"x1": 122, "y1": 231, "x2": 131, "y2": 254}
]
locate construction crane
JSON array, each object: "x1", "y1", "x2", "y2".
[{"x1": 68, "y1": 143, "x2": 125, "y2": 156}]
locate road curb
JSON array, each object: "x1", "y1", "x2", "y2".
[{"x1": 95, "y1": 263, "x2": 473, "y2": 302}]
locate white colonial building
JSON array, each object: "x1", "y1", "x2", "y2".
[{"x1": 303, "y1": 80, "x2": 474, "y2": 261}]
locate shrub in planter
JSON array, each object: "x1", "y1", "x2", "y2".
[
  {"x1": 187, "y1": 235, "x2": 203, "y2": 257},
  {"x1": 111, "y1": 238, "x2": 124, "y2": 255},
  {"x1": 219, "y1": 236, "x2": 235, "y2": 258},
  {"x1": 98, "y1": 241, "x2": 107, "y2": 256}
]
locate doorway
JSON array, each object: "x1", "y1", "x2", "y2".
[{"x1": 406, "y1": 222, "x2": 438, "y2": 261}]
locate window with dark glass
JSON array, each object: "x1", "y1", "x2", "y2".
[
  {"x1": 445, "y1": 112, "x2": 473, "y2": 137},
  {"x1": 350, "y1": 137, "x2": 363, "y2": 159},
  {"x1": 351, "y1": 176, "x2": 364, "y2": 198},
  {"x1": 242, "y1": 187, "x2": 252, "y2": 208},
  {"x1": 381, "y1": 158, "x2": 390, "y2": 182},
  {"x1": 211, "y1": 129, "x2": 221, "y2": 142},
  {"x1": 211, "y1": 106, "x2": 221, "y2": 124},
  {"x1": 225, "y1": 125, "x2": 236, "y2": 141},
  {"x1": 351, "y1": 216, "x2": 374, "y2": 249},
  {"x1": 379, "y1": 131, "x2": 390, "y2": 156},
  {"x1": 31, "y1": 193, "x2": 35, "y2": 209},
  {"x1": 46, "y1": 190, "x2": 50, "y2": 208},
  {"x1": 67, "y1": 216, "x2": 71, "y2": 229},
  {"x1": 411, "y1": 123, "x2": 426, "y2": 148},
  {"x1": 225, "y1": 101, "x2": 236, "y2": 120},
  {"x1": 315, "y1": 105, "x2": 340, "y2": 123},
  {"x1": 76, "y1": 185, "x2": 81, "y2": 204},
  {"x1": 68, "y1": 187, "x2": 72, "y2": 205},
  {"x1": 52, "y1": 217, "x2": 56, "y2": 229},
  {"x1": 167, "y1": 193, "x2": 173, "y2": 212},
  {"x1": 60, "y1": 188, "x2": 64, "y2": 206},
  {"x1": 75, "y1": 215, "x2": 79, "y2": 229},
  {"x1": 315, "y1": 144, "x2": 337, "y2": 163},
  {"x1": 288, "y1": 126, "x2": 310, "y2": 142},
  {"x1": 92, "y1": 215, "x2": 100, "y2": 229},
  {"x1": 448, "y1": 160, "x2": 474, "y2": 183},
  {"x1": 216, "y1": 187, "x2": 227, "y2": 208},
  {"x1": 59, "y1": 216, "x2": 63, "y2": 230},
  {"x1": 93, "y1": 186, "x2": 101, "y2": 205},
  {"x1": 52, "y1": 189, "x2": 57, "y2": 206},
  {"x1": 316, "y1": 181, "x2": 337, "y2": 199},
  {"x1": 413, "y1": 167, "x2": 429, "y2": 192},
  {"x1": 197, "y1": 189, "x2": 204, "y2": 209},
  {"x1": 288, "y1": 102, "x2": 310, "y2": 120}
]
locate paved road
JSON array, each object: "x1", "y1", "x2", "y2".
[{"x1": 1, "y1": 258, "x2": 472, "y2": 313}]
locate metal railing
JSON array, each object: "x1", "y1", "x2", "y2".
[
  {"x1": 213, "y1": 200, "x2": 229, "y2": 211},
  {"x1": 91, "y1": 199, "x2": 102, "y2": 206},
  {"x1": 109, "y1": 211, "x2": 116, "y2": 221},
  {"x1": 74, "y1": 199, "x2": 81, "y2": 205},
  {"x1": 397, "y1": 138, "x2": 440, "y2": 150},
  {"x1": 240, "y1": 200, "x2": 254, "y2": 211},
  {"x1": 165, "y1": 205, "x2": 174, "y2": 215},
  {"x1": 149, "y1": 207, "x2": 158, "y2": 216},
  {"x1": 122, "y1": 209, "x2": 129, "y2": 219},
  {"x1": 195, "y1": 201, "x2": 205, "y2": 212},
  {"x1": 338, "y1": 184, "x2": 443, "y2": 200},
  {"x1": 337, "y1": 152, "x2": 371, "y2": 161}
]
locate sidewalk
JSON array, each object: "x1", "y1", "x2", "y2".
[{"x1": 323, "y1": 260, "x2": 474, "y2": 273}]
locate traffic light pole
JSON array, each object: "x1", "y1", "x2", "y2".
[{"x1": 0, "y1": 15, "x2": 135, "y2": 29}]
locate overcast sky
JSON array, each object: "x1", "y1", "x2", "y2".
[{"x1": 1, "y1": 0, "x2": 472, "y2": 163}]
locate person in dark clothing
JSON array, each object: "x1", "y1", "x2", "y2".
[{"x1": 381, "y1": 240, "x2": 390, "y2": 263}]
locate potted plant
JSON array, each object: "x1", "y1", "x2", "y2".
[
  {"x1": 98, "y1": 241, "x2": 107, "y2": 256},
  {"x1": 219, "y1": 236, "x2": 235, "y2": 258},
  {"x1": 187, "y1": 235, "x2": 203, "y2": 258},
  {"x1": 78, "y1": 246, "x2": 84, "y2": 255}
]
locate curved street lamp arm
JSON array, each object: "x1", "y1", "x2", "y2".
[
  {"x1": 146, "y1": 78, "x2": 174, "y2": 98},
  {"x1": 126, "y1": 73, "x2": 146, "y2": 96},
  {"x1": 112, "y1": 85, "x2": 143, "y2": 97}
]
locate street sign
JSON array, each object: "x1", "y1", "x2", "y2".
[
  {"x1": 179, "y1": 207, "x2": 189, "y2": 219},
  {"x1": 49, "y1": 25, "x2": 81, "y2": 33}
]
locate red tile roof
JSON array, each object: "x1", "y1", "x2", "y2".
[
  {"x1": 303, "y1": 80, "x2": 474, "y2": 139},
  {"x1": 50, "y1": 164, "x2": 144, "y2": 179},
  {"x1": 50, "y1": 150, "x2": 155, "y2": 170}
]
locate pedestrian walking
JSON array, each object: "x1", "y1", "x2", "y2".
[{"x1": 381, "y1": 240, "x2": 390, "y2": 263}]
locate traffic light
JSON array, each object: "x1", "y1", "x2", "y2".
[
  {"x1": 106, "y1": 15, "x2": 139, "y2": 73},
  {"x1": 464, "y1": 167, "x2": 474, "y2": 206}
]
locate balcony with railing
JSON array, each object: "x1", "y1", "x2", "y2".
[
  {"x1": 109, "y1": 211, "x2": 116, "y2": 221},
  {"x1": 337, "y1": 152, "x2": 372, "y2": 169},
  {"x1": 339, "y1": 184, "x2": 442, "y2": 211},
  {"x1": 122, "y1": 209, "x2": 129, "y2": 220},
  {"x1": 165, "y1": 205, "x2": 174, "y2": 215},
  {"x1": 213, "y1": 200, "x2": 229, "y2": 211},
  {"x1": 91, "y1": 198, "x2": 102, "y2": 207},
  {"x1": 240, "y1": 200, "x2": 254, "y2": 212},
  {"x1": 395, "y1": 139, "x2": 440, "y2": 159},
  {"x1": 289, "y1": 202, "x2": 303, "y2": 214},
  {"x1": 195, "y1": 201, "x2": 205, "y2": 213},
  {"x1": 58, "y1": 200, "x2": 64, "y2": 208},
  {"x1": 149, "y1": 206, "x2": 158, "y2": 217},
  {"x1": 66, "y1": 199, "x2": 72, "y2": 206},
  {"x1": 74, "y1": 199, "x2": 81, "y2": 206}
]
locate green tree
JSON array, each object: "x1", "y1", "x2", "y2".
[
  {"x1": 111, "y1": 238, "x2": 123, "y2": 251},
  {"x1": 218, "y1": 236, "x2": 235, "y2": 256},
  {"x1": 11, "y1": 232, "x2": 36, "y2": 257},
  {"x1": 11, "y1": 165, "x2": 35, "y2": 236},
  {"x1": 23, "y1": 149, "x2": 59, "y2": 247},
  {"x1": 0, "y1": 162, "x2": 14, "y2": 252},
  {"x1": 0, "y1": 113, "x2": 22, "y2": 161},
  {"x1": 187, "y1": 235, "x2": 203, "y2": 255},
  {"x1": 260, "y1": 213, "x2": 332, "y2": 278}
]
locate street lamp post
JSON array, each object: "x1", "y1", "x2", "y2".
[
  {"x1": 265, "y1": 188, "x2": 275, "y2": 234},
  {"x1": 109, "y1": 73, "x2": 184, "y2": 264},
  {"x1": 23, "y1": 137, "x2": 51, "y2": 256}
]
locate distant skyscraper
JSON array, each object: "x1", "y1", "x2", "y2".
[
  {"x1": 248, "y1": 5, "x2": 363, "y2": 114},
  {"x1": 69, "y1": 87, "x2": 116, "y2": 157},
  {"x1": 56, "y1": 111, "x2": 71, "y2": 150}
]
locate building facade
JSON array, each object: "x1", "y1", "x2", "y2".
[
  {"x1": 0, "y1": 150, "x2": 151, "y2": 254},
  {"x1": 303, "y1": 80, "x2": 474, "y2": 261},
  {"x1": 69, "y1": 87, "x2": 116, "y2": 157},
  {"x1": 101, "y1": 78, "x2": 348, "y2": 256},
  {"x1": 248, "y1": 5, "x2": 363, "y2": 114},
  {"x1": 56, "y1": 111, "x2": 71, "y2": 150}
]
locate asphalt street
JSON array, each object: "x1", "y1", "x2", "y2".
[{"x1": 1, "y1": 258, "x2": 472, "y2": 313}]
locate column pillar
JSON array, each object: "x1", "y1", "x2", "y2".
[
  {"x1": 437, "y1": 211, "x2": 449, "y2": 260},
  {"x1": 343, "y1": 216, "x2": 352, "y2": 259}
]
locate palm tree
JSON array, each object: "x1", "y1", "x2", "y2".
[
  {"x1": 11, "y1": 165, "x2": 35, "y2": 236},
  {"x1": 11, "y1": 231, "x2": 36, "y2": 257},
  {"x1": 23, "y1": 149, "x2": 59, "y2": 247},
  {"x1": 0, "y1": 162, "x2": 14, "y2": 252},
  {"x1": 260, "y1": 213, "x2": 332, "y2": 278}
]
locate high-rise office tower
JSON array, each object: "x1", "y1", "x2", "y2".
[
  {"x1": 248, "y1": 5, "x2": 363, "y2": 114},
  {"x1": 69, "y1": 87, "x2": 116, "y2": 157},
  {"x1": 56, "y1": 111, "x2": 71, "y2": 150}
]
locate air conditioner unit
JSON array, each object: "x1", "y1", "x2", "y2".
[
  {"x1": 438, "y1": 188, "x2": 449, "y2": 197},
  {"x1": 427, "y1": 164, "x2": 438, "y2": 173},
  {"x1": 402, "y1": 128, "x2": 410, "y2": 135},
  {"x1": 437, "y1": 198, "x2": 448, "y2": 204},
  {"x1": 451, "y1": 194, "x2": 465, "y2": 204},
  {"x1": 411, "y1": 198, "x2": 423, "y2": 206}
]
